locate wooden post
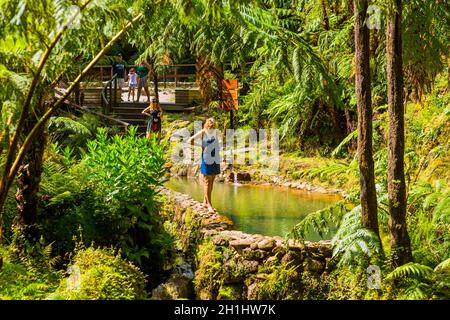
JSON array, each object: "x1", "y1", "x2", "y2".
[
  {"x1": 113, "y1": 77, "x2": 117, "y2": 109},
  {"x1": 230, "y1": 109, "x2": 234, "y2": 130},
  {"x1": 174, "y1": 66, "x2": 178, "y2": 88},
  {"x1": 108, "y1": 80, "x2": 112, "y2": 115}
]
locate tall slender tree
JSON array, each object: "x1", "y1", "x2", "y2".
[
  {"x1": 14, "y1": 99, "x2": 48, "y2": 245},
  {"x1": 386, "y1": 0, "x2": 413, "y2": 267},
  {"x1": 354, "y1": 0, "x2": 379, "y2": 236}
]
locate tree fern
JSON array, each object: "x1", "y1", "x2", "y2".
[
  {"x1": 331, "y1": 206, "x2": 384, "y2": 268},
  {"x1": 386, "y1": 263, "x2": 434, "y2": 281},
  {"x1": 288, "y1": 200, "x2": 348, "y2": 240}
]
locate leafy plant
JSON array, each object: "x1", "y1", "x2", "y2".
[
  {"x1": 386, "y1": 259, "x2": 450, "y2": 299},
  {"x1": 54, "y1": 246, "x2": 147, "y2": 300}
]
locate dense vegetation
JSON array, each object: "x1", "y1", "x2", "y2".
[{"x1": 0, "y1": 0, "x2": 449, "y2": 300}]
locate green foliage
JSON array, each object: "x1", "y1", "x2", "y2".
[
  {"x1": 248, "y1": 261, "x2": 301, "y2": 300},
  {"x1": 48, "y1": 114, "x2": 99, "y2": 157},
  {"x1": 0, "y1": 243, "x2": 62, "y2": 300},
  {"x1": 331, "y1": 206, "x2": 384, "y2": 268},
  {"x1": 193, "y1": 240, "x2": 226, "y2": 299},
  {"x1": 407, "y1": 181, "x2": 450, "y2": 266},
  {"x1": 55, "y1": 246, "x2": 147, "y2": 300},
  {"x1": 39, "y1": 126, "x2": 174, "y2": 275},
  {"x1": 385, "y1": 260, "x2": 450, "y2": 300},
  {"x1": 324, "y1": 266, "x2": 387, "y2": 300},
  {"x1": 386, "y1": 262, "x2": 434, "y2": 281},
  {"x1": 288, "y1": 201, "x2": 348, "y2": 240}
]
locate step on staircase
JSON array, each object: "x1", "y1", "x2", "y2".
[{"x1": 109, "y1": 101, "x2": 195, "y2": 133}]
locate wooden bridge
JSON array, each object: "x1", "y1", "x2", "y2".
[{"x1": 58, "y1": 64, "x2": 202, "y2": 133}]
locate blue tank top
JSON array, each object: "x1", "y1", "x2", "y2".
[{"x1": 200, "y1": 133, "x2": 220, "y2": 175}]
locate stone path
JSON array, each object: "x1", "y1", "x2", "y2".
[{"x1": 158, "y1": 186, "x2": 332, "y2": 255}]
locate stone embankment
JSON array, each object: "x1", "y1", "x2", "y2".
[{"x1": 153, "y1": 187, "x2": 333, "y2": 300}]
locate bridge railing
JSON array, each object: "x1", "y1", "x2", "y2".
[
  {"x1": 88, "y1": 64, "x2": 197, "y2": 85},
  {"x1": 101, "y1": 74, "x2": 118, "y2": 115},
  {"x1": 86, "y1": 63, "x2": 252, "y2": 84},
  {"x1": 54, "y1": 87, "x2": 130, "y2": 129}
]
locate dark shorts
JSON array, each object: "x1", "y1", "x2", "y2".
[
  {"x1": 138, "y1": 76, "x2": 148, "y2": 87},
  {"x1": 147, "y1": 119, "x2": 161, "y2": 133}
]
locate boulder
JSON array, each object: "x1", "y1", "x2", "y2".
[
  {"x1": 236, "y1": 172, "x2": 251, "y2": 182},
  {"x1": 229, "y1": 238, "x2": 254, "y2": 249},
  {"x1": 213, "y1": 235, "x2": 230, "y2": 247},
  {"x1": 151, "y1": 274, "x2": 194, "y2": 300},
  {"x1": 242, "y1": 248, "x2": 268, "y2": 261},
  {"x1": 304, "y1": 258, "x2": 324, "y2": 273},
  {"x1": 257, "y1": 239, "x2": 276, "y2": 251},
  {"x1": 223, "y1": 260, "x2": 259, "y2": 284},
  {"x1": 281, "y1": 251, "x2": 303, "y2": 265}
]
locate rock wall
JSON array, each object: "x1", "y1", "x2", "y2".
[{"x1": 157, "y1": 187, "x2": 333, "y2": 300}]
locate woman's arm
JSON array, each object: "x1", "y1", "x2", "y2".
[
  {"x1": 187, "y1": 129, "x2": 203, "y2": 145},
  {"x1": 142, "y1": 106, "x2": 151, "y2": 115}
]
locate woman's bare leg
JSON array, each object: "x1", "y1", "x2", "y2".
[
  {"x1": 206, "y1": 175, "x2": 215, "y2": 212},
  {"x1": 202, "y1": 175, "x2": 210, "y2": 207}
]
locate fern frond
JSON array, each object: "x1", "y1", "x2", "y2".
[
  {"x1": 386, "y1": 263, "x2": 434, "y2": 281},
  {"x1": 288, "y1": 201, "x2": 348, "y2": 240},
  {"x1": 434, "y1": 258, "x2": 450, "y2": 274}
]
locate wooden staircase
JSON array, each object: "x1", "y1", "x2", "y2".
[
  {"x1": 110, "y1": 101, "x2": 196, "y2": 133},
  {"x1": 57, "y1": 77, "x2": 199, "y2": 133}
]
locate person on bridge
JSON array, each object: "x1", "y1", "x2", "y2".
[
  {"x1": 127, "y1": 67, "x2": 138, "y2": 102},
  {"x1": 136, "y1": 62, "x2": 151, "y2": 103},
  {"x1": 111, "y1": 54, "x2": 125, "y2": 93},
  {"x1": 187, "y1": 118, "x2": 221, "y2": 214},
  {"x1": 142, "y1": 96, "x2": 163, "y2": 139}
]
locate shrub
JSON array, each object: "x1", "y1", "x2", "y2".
[
  {"x1": 55, "y1": 247, "x2": 147, "y2": 300},
  {"x1": 0, "y1": 244, "x2": 62, "y2": 300},
  {"x1": 39, "y1": 126, "x2": 175, "y2": 277}
]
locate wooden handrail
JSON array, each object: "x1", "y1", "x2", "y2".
[{"x1": 101, "y1": 74, "x2": 117, "y2": 115}]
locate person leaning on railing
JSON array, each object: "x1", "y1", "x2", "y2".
[{"x1": 136, "y1": 62, "x2": 151, "y2": 102}]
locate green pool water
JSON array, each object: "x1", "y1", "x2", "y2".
[{"x1": 165, "y1": 177, "x2": 341, "y2": 240}]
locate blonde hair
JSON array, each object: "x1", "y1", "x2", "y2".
[
  {"x1": 149, "y1": 98, "x2": 161, "y2": 111},
  {"x1": 204, "y1": 118, "x2": 216, "y2": 130}
]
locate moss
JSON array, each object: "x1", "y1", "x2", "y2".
[
  {"x1": 193, "y1": 240, "x2": 227, "y2": 299},
  {"x1": 247, "y1": 261, "x2": 302, "y2": 300},
  {"x1": 218, "y1": 285, "x2": 244, "y2": 300},
  {"x1": 56, "y1": 247, "x2": 147, "y2": 300}
]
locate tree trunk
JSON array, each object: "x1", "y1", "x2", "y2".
[
  {"x1": 447, "y1": 58, "x2": 450, "y2": 92},
  {"x1": 344, "y1": 109, "x2": 357, "y2": 151},
  {"x1": 386, "y1": 0, "x2": 413, "y2": 267},
  {"x1": 320, "y1": 0, "x2": 330, "y2": 30},
  {"x1": 14, "y1": 101, "x2": 47, "y2": 246},
  {"x1": 150, "y1": 61, "x2": 159, "y2": 103},
  {"x1": 354, "y1": 0, "x2": 379, "y2": 236}
]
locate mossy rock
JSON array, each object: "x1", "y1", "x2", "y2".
[{"x1": 217, "y1": 285, "x2": 244, "y2": 300}]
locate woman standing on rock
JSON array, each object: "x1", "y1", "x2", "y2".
[{"x1": 187, "y1": 118, "x2": 221, "y2": 214}]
